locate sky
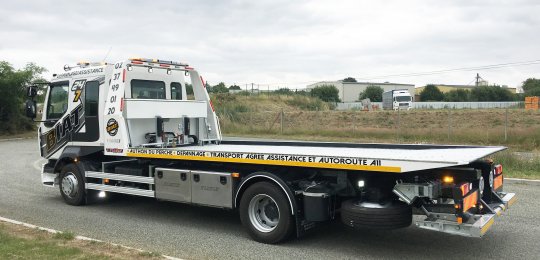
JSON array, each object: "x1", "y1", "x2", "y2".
[{"x1": 1, "y1": 0, "x2": 539, "y2": 89}]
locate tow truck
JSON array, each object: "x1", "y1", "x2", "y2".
[{"x1": 25, "y1": 58, "x2": 516, "y2": 244}]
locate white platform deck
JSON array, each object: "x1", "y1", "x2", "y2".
[{"x1": 126, "y1": 141, "x2": 506, "y2": 173}]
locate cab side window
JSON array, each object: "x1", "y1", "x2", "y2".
[
  {"x1": 84, "y1": 81, "x2": 99, "y2": 116},
  {"x1": 46, "y1": 82, "x2": 69, "y2": 119},
  {"x1": 171, "y1": 82, "x2": 183, "y2": 100}
]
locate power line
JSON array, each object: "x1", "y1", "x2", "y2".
[
  {"x1": 354, "y1": 59, "x2": 540, "y2": 81},
  {"x1": 231, "y1": 59, "x2": 540, "y2": 87}
]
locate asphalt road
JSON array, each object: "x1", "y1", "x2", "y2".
[{"x1": 1, "y1": 138, "x2": 539, "y2": 259}]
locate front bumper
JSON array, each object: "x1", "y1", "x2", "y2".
[
  {"x1": 416, "y1": 192, "x2": 516, "y2": 237},
  {"x1": 41, "y1": 162, "x2": 56, "y2": 187}
]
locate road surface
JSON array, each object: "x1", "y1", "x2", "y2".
[{"x1": 0, "y1": 138, "x2": 538, "y2": 259}]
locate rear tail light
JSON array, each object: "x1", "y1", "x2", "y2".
[
  {"x1": 493, "y1": 164, "x2": 504, "y2": 191},
  {"x1": 459, "y1": 182, "x2": 472, "y2": 196},
  {"x1": 494, "y1": 175, "x2": 503, "y2": 190},
  {"x1": 454, "y1": 182, "x2": 479, "y2": 214},
  {"x1": 494, "y1": 164, "x2": 503, "y2": 175}
]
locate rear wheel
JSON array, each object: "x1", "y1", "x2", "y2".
[
  {"x1": 341, "y1": 199, "x2": 412, "y2": 229},
  {"x1": 59, "y1": 163, "x2": 86, "y2": 206},
  {"x1": 239, "y1": 182, "x2": 294, "y2": 244}
]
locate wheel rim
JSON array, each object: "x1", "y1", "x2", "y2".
[
  {"x1": 248, "y1": 194, "x2": 280, "y2": 233},
  {"x1": 61, "y1": 172, "x2": 79, "y2": 198}
]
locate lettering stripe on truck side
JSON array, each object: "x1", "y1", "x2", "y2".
[{"x1": 126, "y1": 151, "x2": 402, "y2": 172}]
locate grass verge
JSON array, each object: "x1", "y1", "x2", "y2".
[
  {"x1": 491, "y1": 151, "x2": 540, "y2": 179},
  {"x1": 0, "y1": 222, "x2": 163, "y2": 259}
]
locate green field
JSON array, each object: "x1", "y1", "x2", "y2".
[{"x1": 213, "y1": 94, "x2": 540, "y2": 179}]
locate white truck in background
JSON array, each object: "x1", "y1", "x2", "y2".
[
  {"x1": 383, "y1": 89, "x2": 414, "y2": 110},
  {"x1": 24, "y1": 58, "x2": 515, "y2": 244}
]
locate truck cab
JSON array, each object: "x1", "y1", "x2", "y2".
[
  {"x1": 383, "y1": 89, "x2": 413, "y2": 110},
  {"x1": 33, "y1": 59, "x2": 220, "y2": 162},
  {"x1": 392, "y1": 90, "x2": 413, "y2": 110}
]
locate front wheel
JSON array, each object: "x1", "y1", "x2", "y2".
[
  {"x1": 239, "y1": 182, "x2": 294, "y2": 244},
  {"x1": 59, "y1": 163, "x2": 86, "y2": 206}
]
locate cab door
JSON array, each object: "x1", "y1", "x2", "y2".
[
  {"x1": 39, "y1": 80, "x2": 79, "y2": 158},
  {"x1": 72, "y1": 80, "x2": 100, "y2": 142}
]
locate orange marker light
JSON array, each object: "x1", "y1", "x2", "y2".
[
  {"x1": 443, "y1": 176, "x2": 454, "y2": 183},
  {"x1": 231, "y1": 172, "x2": 240, "y2": 178}
]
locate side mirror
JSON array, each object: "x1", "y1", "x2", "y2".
[
  {"x1": 25, "y1": 100, "x2": 37, "y2": 119},
  {"x1": 26, "y1": 85, "x2": 38, "y2": 98}
]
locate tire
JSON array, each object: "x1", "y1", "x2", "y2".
[
  {"x1": 239, "y1": 182, "x2": 294, "y2": 244},
  {"x1": 341, "y1": 199, "x2": 411, "y2": 229},
  {"x1": 59, "y1": 163, "x2": 86, "y2": 206}
]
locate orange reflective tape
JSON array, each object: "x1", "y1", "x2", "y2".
[
  {"x1": 494, "y1": 175, "x2": 503, "y2": 190},
  {"x1": 463, "y1": 190, "x2": 479, "y2": 212}
]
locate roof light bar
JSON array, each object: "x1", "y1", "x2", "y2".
[{"x1": 129, "y1": 57, "x2": 188, "y2": 67}]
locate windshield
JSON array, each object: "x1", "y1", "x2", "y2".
[
  {"x1": 395, "y1": 96, "x2": 411, "y2": 102},
  {"x1": 46, "y1": 82, "x2": 69, "y2": 119}
]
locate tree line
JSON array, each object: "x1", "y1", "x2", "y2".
[
  {"x1": 0, "y1": 61, "x2": 45, "y2": 134},
  {"x1": 356, "y1": 80, "x2": 540, "y2": 102},
  {"x1": 193, "y1": 76, "x2": 540, "y2": 103}
]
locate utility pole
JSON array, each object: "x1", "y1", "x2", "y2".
[
  {"x1": 476, "y1": 73, "x2": 480, "y2": 86},
  {"x1": 251, "y1": 83, "x2": 254, "y2": 94}
]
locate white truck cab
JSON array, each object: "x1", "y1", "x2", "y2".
[
  {"x1": 35, "y1": 59, "x2": 220, "y2": 161},
  {"x1": 383, "y1": 89, "x2": 413, "y2": 110}
]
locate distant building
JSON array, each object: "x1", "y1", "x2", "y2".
[{"x1": 306, "y1": 81, "x2": 415, "y2": 102}]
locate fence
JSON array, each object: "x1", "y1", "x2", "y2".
[
  {"x1": 217, "y1": 108, "x2": 540, "y2": 150},
  {"x1": 336, "y1": 101, "x2": 524, "y2": 110}
]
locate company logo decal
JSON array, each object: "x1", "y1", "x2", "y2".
[
  {"x1": 71, "y1": 79, "x2": 86, "y2": 102},
  {"x1": 41, "y1": 104, "x2": 84, "y2": 155},
  {"x1": 106, "y1": 118, "x2": 119, "y2": 136},
  {"x1": 106, "y1": 148, "x2": 123, "y2": 153}
]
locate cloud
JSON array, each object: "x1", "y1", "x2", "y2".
[{"x1": 0, "y1": 0, "x2": 539, "y2": 88}]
